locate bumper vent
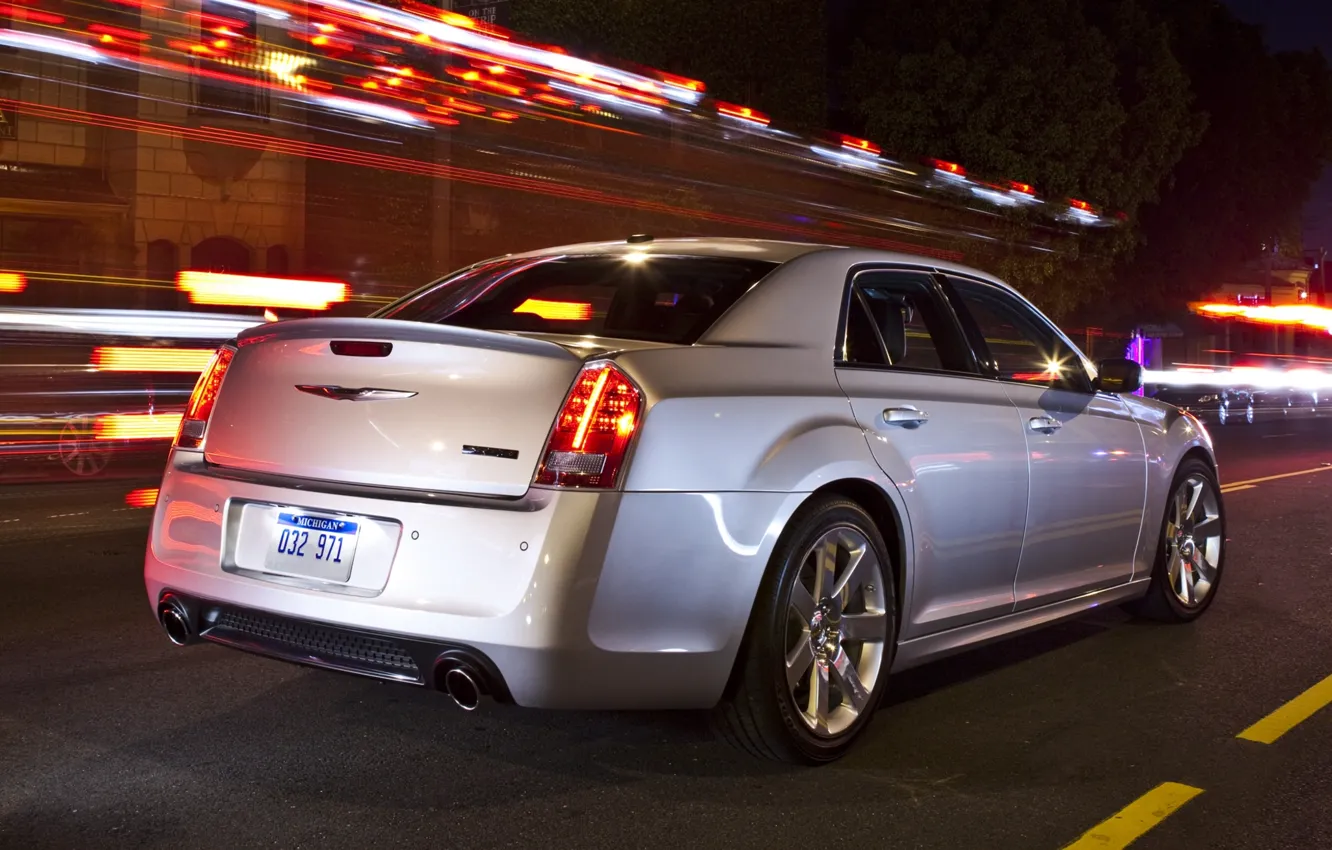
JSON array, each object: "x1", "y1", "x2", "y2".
[{"x1": 203, "y1": 606, "x2": 423, "y2": 684}]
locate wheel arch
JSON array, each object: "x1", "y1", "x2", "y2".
[
  {"x1": 1181, "y1": 445, "x2": 1217, "y2": 477},
  {"x1": 810, "y1": 478, "x2": 907, "y2": 625},
  {"x1": 716, "y1": 474, "x2": 911, "y2": 721}
]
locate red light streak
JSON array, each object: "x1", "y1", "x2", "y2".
[
  {"x1": 87, "y1": 24, "x2": 151, "y2": 41},
  {"x1": 0, "y1": 99, "x2": 966, "y2": 262},
  {"x1": 481, "y1": 79, "x2": 523, "y2": 97},
  {"x1": 513, "y1": 299, "x2": 592, "y2": 321},
  {"x1": 716, "y1": 101, "x2": 770, "y2": 126},
  {"x1": 1009, "y1": 181, "x2": 1035, "y2": 195},
  {"x1": 0, "y1": 272, "x2": 26, "y2": 293},
  {"x1": 534, "y1": 93, "x2": 575, "y2": 107},
  {"x1": 656, "y1": 72, "x2": 705, "y2": 92},
  {"x1": 1194, "y1": 302, "x2": 1332, "y2": 333},
  {"x1": 177, "y1": 271, "x2": 349, "y2": 310},
  {"x1": 1070, "y1": 199, "x2": 1095, "y2": 212},
  {"x1": 838, "y1": 134, "x2": 881, "y2": 156},
  {"x1": 92, "y1": 347, "x2": 216, "y2": 373},
  {"x1": 125, "y1": 488, "x2": 160, "y2": 508},
  {"x1": 95, "y1": 413, "x2": 183, "y2": 441},
  {"x1": 445, "y1": 97, "x2": 487, "y2": 114},
  {"x1": 931, "y1": 159, "x2": 965, "y2": 176},
  {"x1": 5, "y1": 5, "x2": 65, "y2": 25}
]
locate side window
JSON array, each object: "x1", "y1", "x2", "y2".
[
  {"x1": 842, "y1": 290, "x2": 887, "y2": 365},
  {"x1": 946, "y1": 278, "x2": 1090, "y2": 391},
  {"x1": 838, "y1": 270, "x2": 971, "y2": 373}
]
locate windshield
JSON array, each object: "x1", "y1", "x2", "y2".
[{"x1": 373, "y1": 254, "x2": 779, "y2": 345}]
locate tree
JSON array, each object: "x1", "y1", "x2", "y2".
[
  {"x1": 510, "y1": 0, "x2": 828, "y2": 130},
  {"x1": 843, "y1": 0, "x2": 1205, "y2": 317},
  {"x1": 1122, "y1": 0, "x2": 1332, "y2": 316}
]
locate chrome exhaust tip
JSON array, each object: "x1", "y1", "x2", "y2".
[
  {"x1": 158, "y1": 596, "x2": 194, "y2": 646},
  {"x1": 442, "y1": 666, "x2": 481, "y2": 711}
]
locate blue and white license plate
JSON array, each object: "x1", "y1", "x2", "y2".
[{"x1": 263, "y1": 511, "x2": 360, "y2": 582}]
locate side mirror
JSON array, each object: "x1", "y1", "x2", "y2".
[{"x1": 1094, "y1": 358, "x2": 1143, "y2": 394}]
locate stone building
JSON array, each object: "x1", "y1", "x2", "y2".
[{"x1": 0, "y1": 1, "x2": 308, "y2": 309}]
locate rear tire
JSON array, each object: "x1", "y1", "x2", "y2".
[
  {"x1": 1127, "y1": 458, "x2": 1225, "y2": 622},
  {"x1": 714, "y1": 496, "x2": 896, "y2": 763}
]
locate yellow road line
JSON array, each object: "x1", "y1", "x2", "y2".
[
  {"x1": 1063, "y1": 783, "x2": 1203, "y2": 850},
  {"x1": 1218, "y1": 484, "x2": 1257, "y2": 494},
  {"x1": 1222, "y1": 464, "x2": 1332, "y2": 489},
  {"x1": 1237, "y1": 673, "x2": 1332, "y2": 744}
]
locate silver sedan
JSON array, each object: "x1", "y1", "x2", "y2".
[{"x1": 143, "y1": 237, "x2": 1224, "y2": 763}]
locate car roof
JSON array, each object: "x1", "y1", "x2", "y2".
[
  {"x1": 503, "y1": 236, "x2": 832, "y2": 265},
  {"x1": 503, "y1": 236, "x2": 1016, "y2": 291}
]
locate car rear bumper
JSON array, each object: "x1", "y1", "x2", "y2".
[{"x1": 144, "y1": 450, "x2": 798, "y2": 709}]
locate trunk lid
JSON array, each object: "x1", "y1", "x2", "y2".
[{"x1": 204, "y1": 318, "x2": 583, "y2": 497}]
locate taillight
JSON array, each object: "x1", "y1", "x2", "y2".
[
  {"x1": 174, "y1": 345, "x2": 235, "y2": 449},
  {"x1": 535, "y1": 362, "x2": 643, "y2": 489}
]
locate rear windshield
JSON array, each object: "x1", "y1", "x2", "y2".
[{"x1": 373, "y1": 254, "x2": 779, "y2": 344}]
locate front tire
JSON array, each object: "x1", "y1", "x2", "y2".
[
  {"x1": 1128, "y1": 458, "x2": 1225, "y2": 622},
  {"x1": 715, "y1": 496, "x2": 896, "y2": 763}
]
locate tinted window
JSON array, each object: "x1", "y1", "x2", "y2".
[
  {"x1": 375, "y1": 254, "x2": 778, "y2": 345},
  {"x1": 947, "y1": 278, "x2": 1089, "y2": 390},
  {"x1": 839, "y1": 270, "x2": 970, "y2": 372},
  {"x1": 842, "y1": 291, "x2": 887, "y2": 365}
]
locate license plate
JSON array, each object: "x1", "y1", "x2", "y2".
[{"x1": 263, "y1": 511, "x2": 360, "y2": 582}]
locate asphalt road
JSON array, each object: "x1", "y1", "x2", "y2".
[{"x1": 2, "y1": 415, "x2": 1331, "y2": 849}]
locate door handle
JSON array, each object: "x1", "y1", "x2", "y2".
[
  {"x1": 883, "y1": 406, "x2": 929, "y2": 428},
  {"x1": 1028, "y1": 415, "x2": 1063, "y2": 434}
]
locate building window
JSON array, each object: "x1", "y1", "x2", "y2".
[
  {"x1": 146, "y1": 239, "x2": 178, "y2": 281},
  {"x1": 191, "y1": 236, "x2": 251, "y2": 273},
  {"x1": 266, "y1": 244, "x2": 289, "y2": 275},
  {"x1": 193, "y1": 1, "x2": 268, "y2": 117}
]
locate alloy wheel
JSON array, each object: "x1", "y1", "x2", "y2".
[
  {"x1": 783, "y1": 526, "x2": 888, "y2": 737},
  {"x1": 1164, "y1": 474, "x2": 1222, "y2": 607},
  {"x1": 59, "y1": 415, "x2": 111, "y2": 477}
]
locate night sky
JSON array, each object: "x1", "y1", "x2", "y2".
[{"x1": 1222, "y1": 0, "x2": 1332, "y2": 253}]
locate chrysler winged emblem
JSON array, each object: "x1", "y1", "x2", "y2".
[{"x1": 295, "y1": 385, "x2": 418, "y2": 401}]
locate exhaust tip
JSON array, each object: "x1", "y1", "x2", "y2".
[
  {"x1": 442, "y1": 666, "x2": 481, "y2": 711},
  {"x1": 158, "y1": 596, "x2": 194, "y2": 646}
]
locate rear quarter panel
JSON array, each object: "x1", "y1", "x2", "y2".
[
  {"x1": 615, "y1": 345, "x2": 889, "y2": 496},
  {"x1": 602, "y1": 344, "x2": 916, "y2": 641}
]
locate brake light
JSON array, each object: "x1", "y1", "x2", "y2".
[
  {"x1": 330, "y1": 340, "x2": 393, "y2": 357},
  {"x1": 535, "y1": 362, "x2": 643, "y2": 488},
  {"x1": 175, "y1": 345, "x2": 235, "y2": 448}
]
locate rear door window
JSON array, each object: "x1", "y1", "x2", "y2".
[
  {"x1": 376, "y1": 254, "x2": 779, "y2": 345},
  {"x1": 838, "y1": 269, "x2": 974, "y2": 373}
]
